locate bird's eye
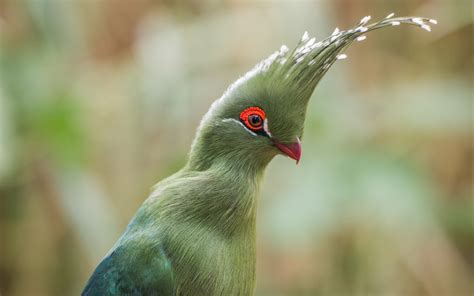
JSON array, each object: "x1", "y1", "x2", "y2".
[
  {"x1": 248, "y1": 114, "x2": 262, "y2": 127},
  {"x1": 240, "y1": 106, "x2": 266, "y2": 131}
]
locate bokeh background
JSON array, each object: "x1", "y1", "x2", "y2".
[{"x1": 0, "y1": 0, "x2": 472, "y2": 295}]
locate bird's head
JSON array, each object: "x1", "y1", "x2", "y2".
[{"x1": 189, "y1": 15, "x2": 435, "y2": 170}]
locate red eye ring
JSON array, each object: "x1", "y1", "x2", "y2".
[{"x1": 240, "y1": 106, "x2": 266, "y2": 131}]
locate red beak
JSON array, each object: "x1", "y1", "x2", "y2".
[{"x1": 273, "y1": 137, "x2": 302, "y2": 164}]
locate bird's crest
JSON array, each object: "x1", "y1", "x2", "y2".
[{"x1": 228, "y1": 14, "x2": 437, "y2": 103}]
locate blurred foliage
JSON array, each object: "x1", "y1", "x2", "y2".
[{"x1": 0, "y1": 0, "x2": 472, "y2": 295}]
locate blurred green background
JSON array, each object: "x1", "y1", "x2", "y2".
[{"x1": 0, "y1": 0, "x2": 472, "y2": 295}]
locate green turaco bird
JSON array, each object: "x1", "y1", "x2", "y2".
[{"x1": 83, "y1": 15, "x2": 435, "y2": 296}]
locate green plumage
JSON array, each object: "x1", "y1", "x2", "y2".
[{"x1": 83, "y1": 15, "x2": 434, "y2": 296}]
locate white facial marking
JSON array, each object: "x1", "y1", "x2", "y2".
[
  {"x1": 263, "y1": 118, "x2": 272, "y2": 138},
  {"x1": 222, "y1": 118, "x2": 257, "y2": 137}
]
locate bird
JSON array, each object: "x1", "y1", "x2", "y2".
[{"x1": 82, "y1": 15, "x2": 435, "y2": 296}]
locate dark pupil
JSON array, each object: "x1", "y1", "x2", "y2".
[{"x1": 249, "y1": 114, "x2": 262, "y2": 127}]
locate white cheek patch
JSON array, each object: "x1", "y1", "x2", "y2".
[
  {"x1": 263, "y1": 118, "x2": 272, "y2": 138},
  {"x1": 222, "y1": 118, "x2": 258, "y2": 137}
]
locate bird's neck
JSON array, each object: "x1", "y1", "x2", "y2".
[
  {"x1": 182, "y1": 131, "x2": 275, "y2": 230},
  {"x1": 186, "y1": 152, "x2": 273, "y2": 177}
]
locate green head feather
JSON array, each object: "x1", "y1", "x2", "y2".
[{"x1": 188, "y1": 14, "x2": 436, "y2": 171}]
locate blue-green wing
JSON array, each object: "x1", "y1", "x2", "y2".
[{"x1": 82, "y1": 242, "x2": 175, "y2": 296}]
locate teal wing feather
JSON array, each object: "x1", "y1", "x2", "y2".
[
  {"x1": 82, "y1": 174, "x2": 183, "y2": 296},
  {"x1": 82, "y1": 241, "x2": 175, "y2": 296}
]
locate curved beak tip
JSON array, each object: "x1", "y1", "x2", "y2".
[{"x1": 273, "y1": 138, "x2": 302, "y2": 164}]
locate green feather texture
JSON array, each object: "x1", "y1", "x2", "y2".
[{"x1": 82, "y1": 14, "x2": 436, "y2": 296}]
